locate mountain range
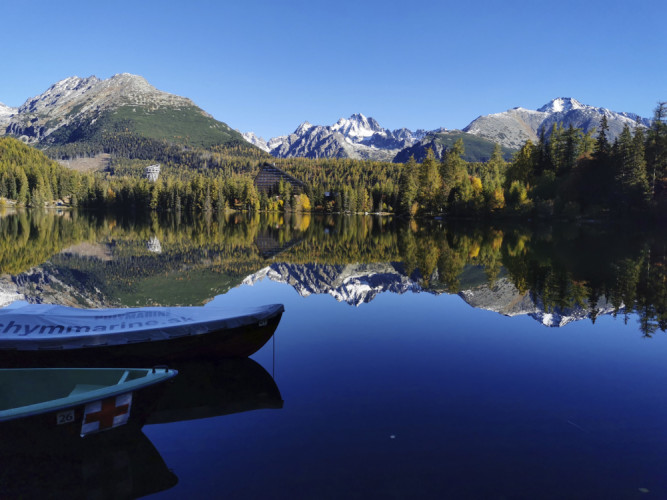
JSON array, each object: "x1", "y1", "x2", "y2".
[
  {"x1": 463, "y1": 97, "x2": 651, "y2": 150},
  {"x1": 243, "y1": 262, "x2": 619, "y2": 327},
  {"x1": 244, "y1": 113, "x2": 428, "y2": 162},
  {"x1": 0, "y1": 74, "x2": 653, "y2": 164},
  {"x1": 244, "y1": 97, "x2": 651, "y2": 162}
]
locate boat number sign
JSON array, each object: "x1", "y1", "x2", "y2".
[{"x1": 56, "y1": 409, "x2": 75, "y2": 425}]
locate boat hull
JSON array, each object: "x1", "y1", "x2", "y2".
[
  {"x1": 0, "y1": 369, "x2": 175, "y2": 444},
  {"x1": 0, "y1": 311, "x2": 282, "y2": 367}
]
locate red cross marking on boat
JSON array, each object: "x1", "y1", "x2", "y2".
[{"x1": 84, "y1": 397, "x2": 130, "y2": 430}]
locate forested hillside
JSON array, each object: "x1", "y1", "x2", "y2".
[
  {"x1": 2, "y1": 102, "x2": 666, "y2": 220},
  {"x1": 0, "y1": 137, "x2": 84, "y2": 206}
]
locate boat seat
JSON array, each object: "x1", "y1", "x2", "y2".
[{"x1": 118, "y1": 370, "x2": 130, "y2": 384}]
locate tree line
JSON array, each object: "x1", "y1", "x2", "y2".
[
  {"x1": 393, "y1": 103, "x2": 667, "y2": 219},
  {"x1": 501, "y1": 105, "x2": 667, "y2": 219},
  {"x1": 2, "y1": 101, "x2": 666, "y2": 219}
]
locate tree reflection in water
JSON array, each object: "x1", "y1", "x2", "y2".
[{"x1": 1, "y1": 210, "x2": 664, "y2": 336}]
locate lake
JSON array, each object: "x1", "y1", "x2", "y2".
[{"x1": 1, "y1": 210, "x2": 666, "y2": 499}]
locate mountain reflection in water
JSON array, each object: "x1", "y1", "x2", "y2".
[{"x1": 0, "y1": 210, "x2": 663, "y2": 335}]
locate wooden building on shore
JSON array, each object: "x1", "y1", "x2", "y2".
[{"x1": 254, "y1": 163, "x2": 307, "y2": 194}]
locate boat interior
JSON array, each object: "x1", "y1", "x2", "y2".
[{"x1": 0, "y1": 368, "x2": 148, "y2": 410}]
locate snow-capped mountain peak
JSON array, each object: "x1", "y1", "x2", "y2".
[
  {"x1": 331, "y1": 113, "x2": 383, "y2": 139},
  {"x1": 241, "y1": 132, "x2": 270, "y2": 152},
  {"x1": 294, "y1": 121, "x2": 314, "y2": 135},
  {"x1": 243, "y1": 263, "x2": 422, "y2": 306},
  {"x1": 0, "y1": 102, "x2": 17, "y2": 118},
  {"x1": 0, "y1": 102, "x2": 17, "y2": 131},
  {"x1": 537, "y1": 97, "x2": 585, "y2": 114}
]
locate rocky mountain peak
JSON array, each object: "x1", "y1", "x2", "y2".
[
  {"x1": 294, "y1": 121, "x2": 314, "y2": 135},
  {"x1": 331, "y1": 113, "x2": 383, "y2": 139},
  {"x1": 18, "y1": 75, "x2": 100, "y2": 114},
  {"x1": 537, "y1": 97, "x2": 585, "y2": 114},
  {"x1": 100, "y1": 73, "x2": 154, "y2": 96},
  {"x1": 16, "y1": 73, "x2": 192, "y2": 119},
  {"x1": 108, "y1": 72, "x2": 150, "y2": 85},
  {"x1": 51, "y1": 75, "x2": 100, "y2": 90},
  {"x1": 241, "y1": 131, "x2": 270, "y2": 152}
]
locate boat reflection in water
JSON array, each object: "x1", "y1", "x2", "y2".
[
  {"x1": 0, "y1": 429, "x2": 178, "y2": 499},
  {"x1": 148, "y1": 358, "x2": 283, "y2": 424},
  {"x1": 0, "y1": 358, "x2": 282, "y2": 497}
]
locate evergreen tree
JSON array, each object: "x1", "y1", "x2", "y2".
[
  {"x1": 646, "y1": 102, "x2": 667, "y2": 198},
  {"x1": 632, "y1": 124, "x2": 649, "y2": 201},
  {"x1": 613, "y1": 123, "x2": 650, "y2": 209},
  {"x1": 561, "y1": 124, "x2": 580, "y2": 174},
  {"x1": 149, "y1": 179, "x2": 162, "y2": 211},
  {"x1": 398, "y1": 156, "x2": 419, "y2": 216},
  {"x1": 440, "y1": 139, "x2": 467, "y2": 204},
  {"x1": 505, "y1": 140, "x2": 535, "y2": 186},
  {"x1": 548, "y1": 123, "x2": 564, "y2": 173},
  {"x1": 594, "y1": 115, "x2": 611, "y2": 164},
  {"x1": 534, "y1": 126, "x2": 547, "y2": 175},
  {"x1": 481, "y1": 144, "x2": 505, "y2": 189},
  {"x1": 580, "y1": 128, "x2": 597, "y2": 155},
  {"x1": 418, "y1": 149, "x2": 441, "y2": 212},
  {"x1": 481, "y1": 144, "x2": 506, "y2": 211}
]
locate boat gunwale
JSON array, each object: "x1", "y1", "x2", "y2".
[{"x1": 0, "y1": 367, "x2": 177, "y2": 422}]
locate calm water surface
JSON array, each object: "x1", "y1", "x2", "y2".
[{"x1": 1, "y1": 211, "x2": 666, "y2": 499}]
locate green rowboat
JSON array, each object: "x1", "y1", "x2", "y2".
[{"x1": 0, "y1": 367, "x2": 177, "y2": 439}]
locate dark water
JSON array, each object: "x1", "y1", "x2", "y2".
[{"x1": 1, "y1": 210, "x2": 666, "y2": 499}]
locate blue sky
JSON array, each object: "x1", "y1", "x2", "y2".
[{"x1": 1, "y1": 0, "x2": 665, "y2": 138}]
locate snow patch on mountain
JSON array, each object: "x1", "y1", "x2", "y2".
[
  {"x1": 267, "y1": 135, "x2": 287, "y2": 151},
  {"x1": 242, "y1": 132, "x2": 270, "y2": 152},
  {"x1": 0, "y1": 102, "x2": 17, "y2": 118},
  {"x1": 295, "y1": 121, "x2": 314, "y2": 135},
  {"x1": 0, "y1": 102, "x2": 17, "y2": 132},
  {"x1": 530, "y1": 297, "x2": 619, "y2": 327},
  {"x1": 0, "y1": 281, "x2": 24, "y2": 308},
  {"x1": 537, "y1": 97, "x2": 585, "y2": 114}
]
